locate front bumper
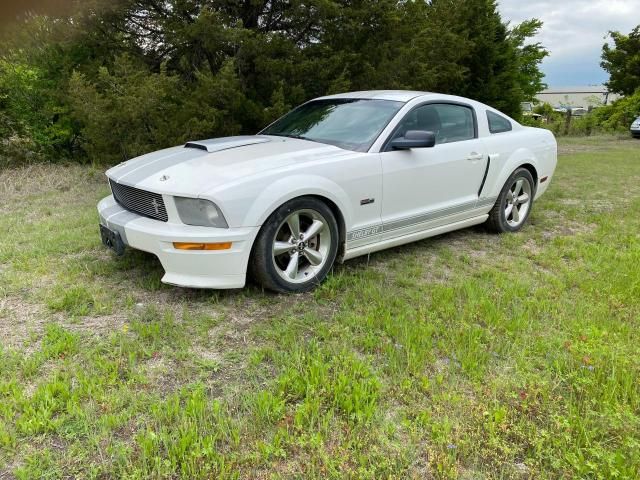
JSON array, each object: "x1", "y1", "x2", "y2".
[
  {"x1": 98, "y1": 195, "x2": 260, "y2": 289},
  {"x1": 631, "y1": 127, "x2": 640, "y2": 137}
]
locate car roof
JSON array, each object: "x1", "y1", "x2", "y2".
[
  {"x1": 314, "y1": 90, "x2": 492, "y2": 107},
  {"x1": 315, "y1": 90, "x2": 432, "y2": 102},
  {"x1": 311, "y1": 90, "x2": 521, "y2": 127}
]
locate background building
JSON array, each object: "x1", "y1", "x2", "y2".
[{"x1": 535, "y1": 86, "x2": 622, "y2": 108}]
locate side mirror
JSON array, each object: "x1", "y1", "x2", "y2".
[{"x1": 390, "y1": 130, "x2": 436, "y2": 150}]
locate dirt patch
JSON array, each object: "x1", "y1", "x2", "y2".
[
  {"x1": 139, "y1": 355, "x2": 174, "y2": 390},
  {"x1": 0, "y1": 296, "x2": 49, "y2": 351},
  {"x1": 0, "y1": 463, "x2": 19, "y2": 479},
  {"x1": 557, "y1": 198, "x2": 618, "y2": 214},
  {"x1": 542, "y1": 221, "x2": 597, "y2": 240},
  {"x1": 0, "y1": 295, "x2": 131, "y2": 352},
  {"x1": 58, "y1": 312, "x2": 129, "y2": 337},
  {"x1": 522, "y1": 239, "x2": 543, "y2": 255},
  {"x1": 190, "y1": 345, "x2": 223, "y2": 364},
  {"x1": 438, "y1": 229, "x2": 495, "y2": 258}
]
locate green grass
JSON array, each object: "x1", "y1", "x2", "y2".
[{"x1": 0, "y1": 136, "x2": 639, "y2": 478}]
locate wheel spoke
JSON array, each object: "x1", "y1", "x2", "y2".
[
  {"x1": 512, "y1": 205, "x2": 520, "y2": 222},
  {"x1": 517, "y1": 192, "x2": 530, "y2": 205},
  {"x1": 273, "y1": 241, "x2": 292, "y2": 256},
  {"x1": 287, "y1": 213, "x2": 301, "y2": 239},
  {"x1": 514, "y1": 179, "x2": 523, "y2": 196},
  {"x1": 284, "y1": 252, "x2": 299, "y2": 279},
  {"x1": 506, "y1": 190, "x2": 514, "y2": 202},
  {"x1": 303, "y1": 220, "x2": 324, "y2": 241},
  {"x1": 304, "y1": 248, "x2": 323, "y2": 266},
  {"x1": 505, "y1": 204, "x2": 514, "y2": 219}
]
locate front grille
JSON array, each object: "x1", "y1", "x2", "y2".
[{"x1": 109, "y1": 179, "x2": 168, "y2": 222}]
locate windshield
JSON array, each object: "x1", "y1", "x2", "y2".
[{"x1": 261, "y1": 99, "x2": 404, "y2": 152}]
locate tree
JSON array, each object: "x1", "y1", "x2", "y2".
[
  {"x1": 602, "y1": 25, "x2": 640, "y2": 95},
  {"x1": 0, "y1": 0, "x2": 549, "y2": 165},
  {"x1": 452, "y1": 0, "x2": 522, "y2": 116},
  {"x1": 509, "y1": 19, "x2": 548, "y2": 101}
]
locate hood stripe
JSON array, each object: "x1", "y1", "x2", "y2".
[
  {"x1": 111, "y1": 148, "x2": 206, "y2": 186},
  {"x1": 108, "y1": 136, "x2": 275, "y2": 186}
]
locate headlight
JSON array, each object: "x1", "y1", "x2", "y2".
[{"x1": 174, "y1": 197, "x2": 228, "y2": 228}]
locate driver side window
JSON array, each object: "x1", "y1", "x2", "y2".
[{"x1": 392, "y1": 103, "x2": 476, "y2": 145}]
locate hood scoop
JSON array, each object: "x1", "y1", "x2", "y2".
[{"x1": 184, "y1": 135, "x2": 272, "y2": 153}]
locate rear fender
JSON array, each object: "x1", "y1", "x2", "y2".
[{"x1": 484, "y1": 147, "x2": 540, "y2": 200}]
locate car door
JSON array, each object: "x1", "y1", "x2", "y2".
[{"x1": 379, "y1": 102, "x2": 488, "y2": 239}]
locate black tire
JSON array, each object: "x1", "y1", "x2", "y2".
[
  {"x1": 486, "y1": 167, "x2": 535, "y2": 233},
  {"x1": 249, "y1": 196, "x2": 339, "y2": 293}
]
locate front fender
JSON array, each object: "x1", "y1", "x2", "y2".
[{"x1": 241, "y1": 174, "x2": 354, "y2": 229}]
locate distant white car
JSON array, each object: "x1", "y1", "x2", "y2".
[
  {"x1": 98, "y1": 91, "x2": 557, "y2": 292},
  {"x1": 631, "y1": 116, "x2": 640, "y2": 138}
]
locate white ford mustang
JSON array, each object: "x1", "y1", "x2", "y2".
[{"x1": 98, "y1": 90, "x2": 557, "y2": 292}]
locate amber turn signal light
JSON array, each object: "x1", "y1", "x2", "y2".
[{"x1": 173, "y1": 242, "x2": 232, "y2": 251}]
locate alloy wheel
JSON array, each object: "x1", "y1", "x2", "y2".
[
  {"x1": 272, "y1": 209, "x2": 332, "y2": 284},
  {"x1": 504, "y1": 177, "x2": 532, "y2": 227}
]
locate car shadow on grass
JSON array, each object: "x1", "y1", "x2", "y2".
[{"x1": 105, "y1": 223, "x2": 496, "y2": 300}]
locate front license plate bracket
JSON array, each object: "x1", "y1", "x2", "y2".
[{"x1": 100, "y1": 224, "x2": 125, "y2": 256}]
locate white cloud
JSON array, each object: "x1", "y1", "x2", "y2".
[{"x1": 497, "y1": 0, "x2": 639, "y2": 86}]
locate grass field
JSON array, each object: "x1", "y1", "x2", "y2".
[{"x1": 0, "y1": 136, "x2": 639, "y2": 479}]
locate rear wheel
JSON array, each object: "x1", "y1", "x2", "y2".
[
  {"x1": 250, "y1": 197, "x2": 339, "y2": 293},
  {"x1": 486, "y1": 168, "x2": 535, "y2": 233}
]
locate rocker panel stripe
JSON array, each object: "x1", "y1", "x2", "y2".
[{"x1": 346, "y1": 196, "x2": 497, "y2": 242}]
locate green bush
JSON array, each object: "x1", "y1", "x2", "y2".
[
  {"x1": 518, "y1": 94, "x2": 640, "y2": 137},
  {"x1": 592, "y1": 89, "x2": 640, "y2": 131},
  {"x1": 69, "y1": 57, "x2": 186, "y2": 165},
  {"x1": 0, "y1": 52, "x2": 80, "y2": 167}
]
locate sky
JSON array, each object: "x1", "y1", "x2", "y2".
[{"x1": 498, "y1": 0, "x2": 638, "y2": 87}]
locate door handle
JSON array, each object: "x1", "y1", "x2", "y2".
[{"x1": 466, "y1": 152, "x2": 484, "y2": 161}]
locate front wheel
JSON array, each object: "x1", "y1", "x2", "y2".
[
  {"x1": 486, "y1": 168, "x2": 535, "y2": 233},
  {"x1": 249, "y1": 197, "x2": 339, "y2": 293}
]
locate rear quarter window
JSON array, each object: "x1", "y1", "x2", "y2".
[{"x1": 487, "y1": 111, "x2": 513, "y2": 134}]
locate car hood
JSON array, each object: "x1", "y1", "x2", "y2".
[{"x1": 106, "y1": 135, "x2": 346, "y2": 197}]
